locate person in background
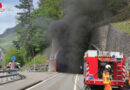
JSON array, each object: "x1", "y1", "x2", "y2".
[{"x1": 11, "y1": 61, "x2": 16, "y2": 70}]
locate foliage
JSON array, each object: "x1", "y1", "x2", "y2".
[
  {"x1": 12, "y1": 0, "x2": 62, "y2": 65},
  {"x1": 15, "y1": 0, "x2": 36, "y2": 60},
  {"x1": 112, "y1": 20, "x2": 130, "y2": 34},
  {"x1": 25, "y1": 54, "x2": 46, "y2": 66},
  {"x1": 15, "y1": 0, "x2": 33, "y2": 25},
  {"x1": 107, "y1": 0, "x2": 128, "y2": 14},
  {"x1": 31, "y1": 27, "x2": 49, "y2": 53},
  {"x1": 32, "y1": 0, "x2": 63, "y2": 19},
  {"x1": 3, "y1": 48, "x2": 25, "y2": 67}
]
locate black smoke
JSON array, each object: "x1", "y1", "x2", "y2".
[{"x1": 49, "y1": 0, "x2": 118, "y2": 73}]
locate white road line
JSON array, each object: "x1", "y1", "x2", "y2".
[
  {"x1": 26, "y1": 73, "x2": 59, "y2": 90},
  {"x1": 74, "y1": 74, "x2": 78, "y2": 90}
]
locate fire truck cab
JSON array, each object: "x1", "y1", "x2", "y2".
[{"x1": 84, "y1": 50, "x2": 128, "y2": 90}]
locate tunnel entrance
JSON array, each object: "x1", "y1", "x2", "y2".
[
  {"x1": 56, "y1": 50, "x2": 68, "y2": 72},
  {"x1": 55, "y1": 32, "x2": 99, "y2": 74},
  {"x1": 55, "y1": 45, "x2": 98, "y2": 74}
]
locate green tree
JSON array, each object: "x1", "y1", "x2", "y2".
[
  {"x1": 15, "y1": 0, "x2": 35, "y2": 60},
  {"x1": 14, "y1": 0, "x2": 62, "y2": 63},
  {"x1": 15, "y1": 0, "x2": 33, "y2": 25},
  {"x1": 3, "y1": 48, "x2": 25, "y2": 67},
  {"x1": 33, "y1": 0, "x2": 63, "y2": 19}
]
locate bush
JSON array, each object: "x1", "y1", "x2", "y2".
[
  {"x1": 26, "y1": 54, "x2": 47, "y2": 66},
  {"x1": 2, "y1": 48, "x2": 25, "y2": 67}
]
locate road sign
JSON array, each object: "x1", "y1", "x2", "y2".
[
  {"x1": 11, "y1": 56, "x2": 16, "y2": 62},
  {"x1": 50, "y1": 55, "x2": 54, "y2": 61}
]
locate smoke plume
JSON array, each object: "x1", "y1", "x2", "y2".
[{"x1": 49, "y1": 0, "x2": 114, "y2": 73}]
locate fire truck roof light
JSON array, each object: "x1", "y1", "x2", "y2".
[{"x1": 112, "y1": 55, "x2": 116, "y2": 58}]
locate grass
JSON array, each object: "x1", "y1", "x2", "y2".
[
  {"x1": 112, "y1": 20, "x2": 130, "y2": 34},
  {"x1": 25, "y1": 54, "x2": 47, "y2": 66}
]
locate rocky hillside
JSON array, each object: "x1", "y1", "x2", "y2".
[
  {"x1": 0, "y1": 28, "x2": 16, "y2": 38},
  {"x1": 0, "y1": 48, "x2": 5, "y2": 65}
]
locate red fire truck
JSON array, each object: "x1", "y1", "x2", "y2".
[{"x1": 84, "y1": 50, "x2": 129, "y2": 90}]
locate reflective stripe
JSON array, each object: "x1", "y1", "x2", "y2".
[
  {"x1": 86, "y1": 72, "x2": 89, "y2": 75},
  {"x1": 86, "y1": 67, "x2": 89, "y2": 70},
  {"x1": 103, "y1": 72, "x2": 111, "y2": 84}
]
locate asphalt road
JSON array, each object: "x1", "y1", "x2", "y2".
[
  {"x1": 0, "y1": 72, "x2": 129, "y2": 90},
  {"x1": 26, "y1": 73, "x2": 84, "y2": 90},
  {"x1": 0, "y1": 72, "x2": 84, "y2": 90}
]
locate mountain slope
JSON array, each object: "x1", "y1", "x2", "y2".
[{"x1": 0, "y1": 27, "x2": 18, "y2": 51}]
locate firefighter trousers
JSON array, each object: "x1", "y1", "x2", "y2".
[{"x1": 105, "y1": 84, "x2": 112, "y2": 90}]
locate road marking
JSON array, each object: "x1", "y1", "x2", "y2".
[
  {"x1": 26, "y1": 73, "x2": 59, "y2": 90},
  {"x1": 74, "y1": 74, "x2": 78, "y2": 90}
]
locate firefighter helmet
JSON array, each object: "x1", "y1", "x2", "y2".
[{"x1": 105, "y1": 64, "x2": 111, "y2": 69}]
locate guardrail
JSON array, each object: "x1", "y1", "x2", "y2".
[{"x1": 0, "y1": 69, "x2": 25, "y2": 84}]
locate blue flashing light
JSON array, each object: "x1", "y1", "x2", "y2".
[{"x1": 112, "y1": 55, "x2": 116, "y2": 58}]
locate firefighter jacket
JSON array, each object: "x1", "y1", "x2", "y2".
[{"x1": 103, "y1": 72, "x2": 111, "y2": 84}]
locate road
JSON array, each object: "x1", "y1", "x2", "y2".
[
  {"x1": 0, "y1": 72, "x2": 84, "y2": 90},
  {"x1": 26, "y1": 73, "x2": 84, "y2": 90}
]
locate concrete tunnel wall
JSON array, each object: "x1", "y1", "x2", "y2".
[
  {"x1": 91, "y1": 25, "x2": 130, "y2": 66},
  {"x1": 106, "y1": 26, "x2": 130, "y2": 66}
]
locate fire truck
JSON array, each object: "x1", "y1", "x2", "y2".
[{"x1": 84, "y1": 50, "x2": 129, "y2": 90}]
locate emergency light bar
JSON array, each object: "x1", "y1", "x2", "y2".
[
  {"x1": 84, "y1": 50, "x2": 123, "y2": 58},
  {"x1": 95, "y1": 56, "x2": 113, "y2": 58}
]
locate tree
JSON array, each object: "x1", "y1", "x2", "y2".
[
  {"x1": 34, "y1": 0, "x2": 63, "y2": 19},
  {"x1": 15, "y1": 0, "x2": 33, "y2": 26},
  {"x1": 15, "y1": 0, "x2": 35, "y2": 60},
  {"x1": 14, "y1": 0, "x2": 62, "y2": 62},
  {"x1": 3, "y1": 48, "x2": 25, "y2": 67}
]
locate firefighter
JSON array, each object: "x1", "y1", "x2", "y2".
[
  {"x1": 128, "y1": 71, "x2": 130, "y2": 88},
  {"x1": 126, "y1": 70, "x2": 130, "y2": 88},
  {"x1": 103, "y1": 64, "x2": 112, "y2": 90}
]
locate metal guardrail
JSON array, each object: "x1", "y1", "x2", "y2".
[{"x1": 0, "y1": 69, "x2": 25, "y2": 84}]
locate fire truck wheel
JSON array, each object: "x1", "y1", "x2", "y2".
[
  {"x1": 125, "y1": 80, "x2": 130, "y2": 88},
  {"x1": 119, "y1": 87, "x2": 128, "y2": 90},
  {"x1": 84, "y1": 85, "x2": 98, "y2": 90},
  {"x1": 84, "y1": 85, "x2": 91, "y2": 90}
]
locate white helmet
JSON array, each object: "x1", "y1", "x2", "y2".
[{"x1": 105, "y1": 64, "x2": 111, "y2": 69}]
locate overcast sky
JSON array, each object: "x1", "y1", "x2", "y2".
[{"x1": 0, "y1": 0, "x2": 39, "y2": 34}]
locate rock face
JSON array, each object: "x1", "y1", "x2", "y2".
[
  {"x1": 0, "y1": 48, "x2": 5, "y2": 65},
  {"x1": 90, "y1": 25, "x2": 130, "y2": 65},
  {"x1": 106, "y1": 27, "x2": 130, "y2": 65}
]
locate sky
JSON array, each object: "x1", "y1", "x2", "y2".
[{"x1": 0, "y1": 0, "x2": 39, "y2": 34}]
